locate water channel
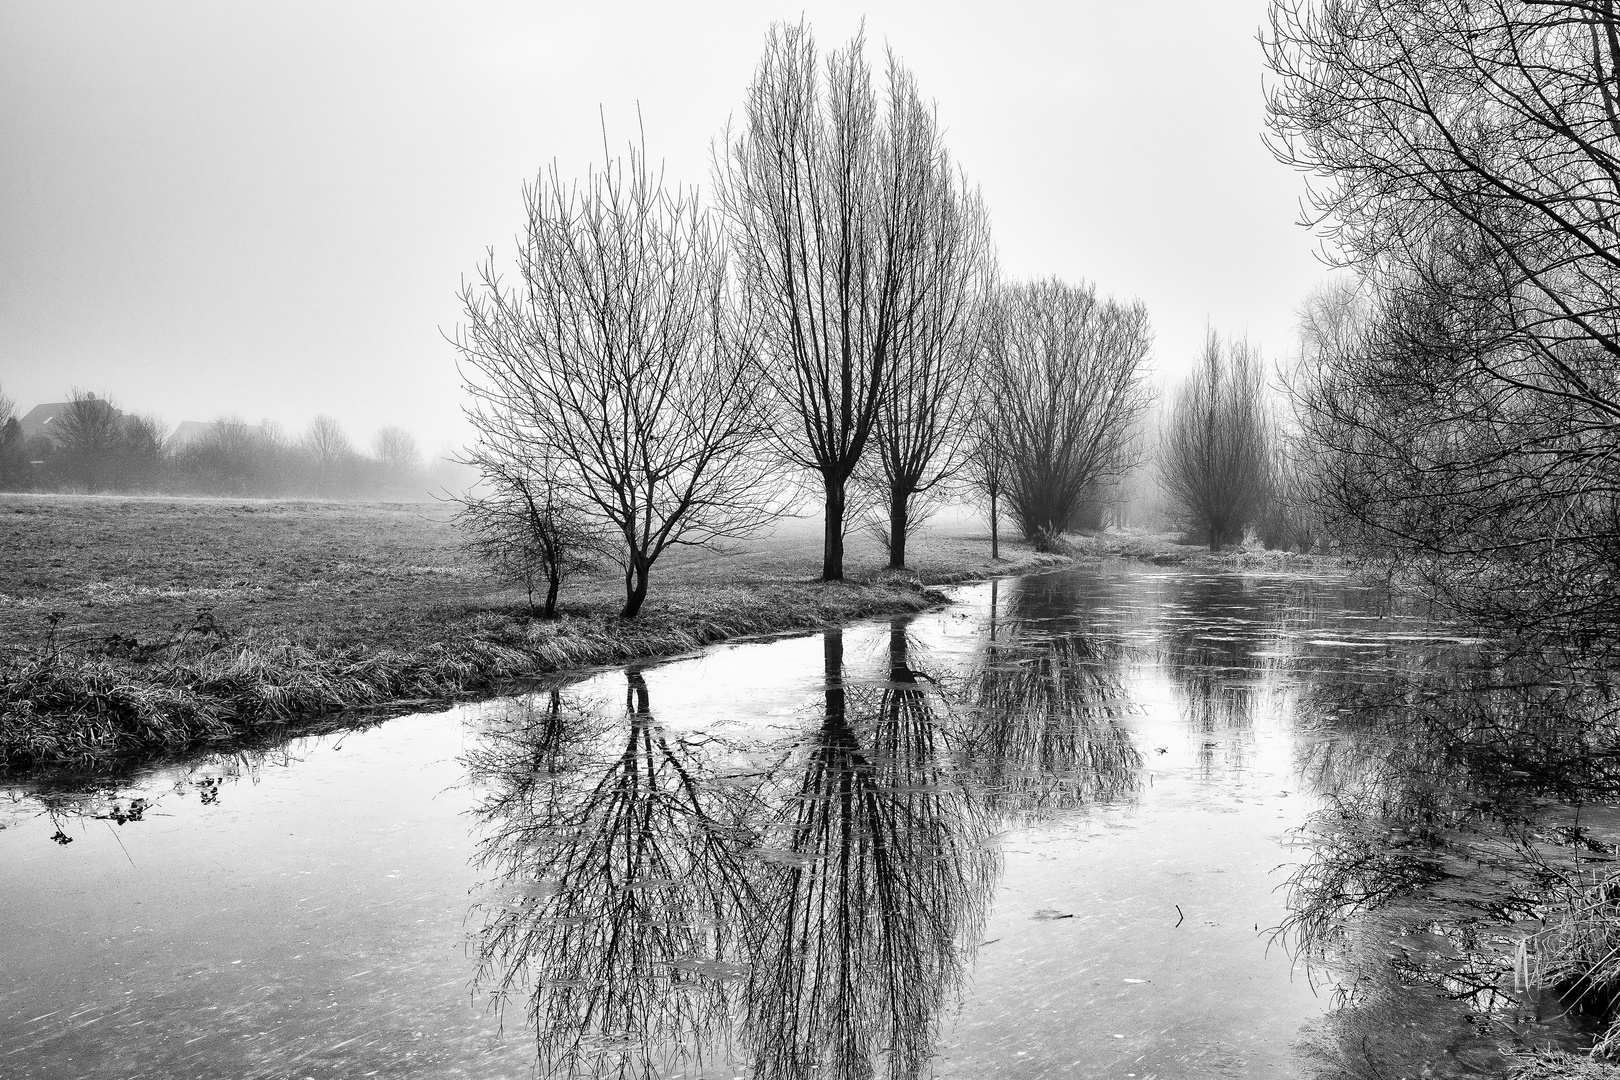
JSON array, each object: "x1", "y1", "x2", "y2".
[{"x1": 4, "y1": 564, "x2": 1617, "y2": 1078}]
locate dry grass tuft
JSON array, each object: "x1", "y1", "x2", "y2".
[
  {"x1": 1509, "y1": 1051, "x2": 1620, "y2": 1079},
  {"x1": 1516, "y1": 868, "x2": 1620, "y2": 1058}
]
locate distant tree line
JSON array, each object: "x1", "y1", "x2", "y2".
[
  {"x1": 455, "y1": 21, "x2": 1160, "y2": 617},
  {"x1": 0, "y1": 388, "x2": 435, "y2": 499}
]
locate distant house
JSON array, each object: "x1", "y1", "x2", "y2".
[
  {"x1": 167, "y1": 420, "x2": 220, "y2": 448},
  {"x1": 167, "y1": 419, "x2": 274, "y2": 449},
  {"x1": 18, "y1": 402, "x2": 75, "y2": 445},
  {"x1": 16, "y1": 398, "x2": 130, "y2": 465}
]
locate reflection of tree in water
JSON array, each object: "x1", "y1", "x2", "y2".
[
  {"x1": 964, "y1": 578, "x2": 1139, "y2": 817},
  {"x1": 967, "y1": 630, "x2": 1139, "y2": 816},
  {"x1": 469, "y1": 623, "x2": 1005, "y2": 1080},
  {"x1": 1282, "y1": 650, "x2": 1620, "y2": 1075},
  {"x1": 743, "y1": 624, "x2": 998, "y2": 1080},
  {"x1": 467, "y1": 678, "x2": 758, "y2": 1079},
  {"x1": 1157, "y1": 577, "x2": 1286, "y2": 776}
]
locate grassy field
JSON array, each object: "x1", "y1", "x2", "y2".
[
  {"x1": 0, "y1": 494, "x2": 1066, "y2": 767},
  {"x1": 0, "y1": 495, "x2": 1065, "y2": 648}
]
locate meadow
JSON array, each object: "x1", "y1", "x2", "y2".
[{"x1": 0, "y1": 494, "x2": 1066, "y2": 767}]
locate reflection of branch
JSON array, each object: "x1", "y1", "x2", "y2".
[
  {"x1": 19, "y1": 737, "x2": 312, "y2": 823},
  {"x1": 468, "y1": 678, "x2": 759, "y2": 1078},
  {"x1": 1156, "y1": 577, "x2": 1282, "y2": 773},
  {"x1": 469, "y1": 621, "x2": 1029, "y2": 1080},
  {"x1": 967, "y1": 626, "x2": 1140, "y2": 817},
  {"x1": 744, "y1": 626, "x2": 997, "y2": 1080},
  {"x1": 1280, "y1": 651, "x2": 1620, "y2": 1072}
]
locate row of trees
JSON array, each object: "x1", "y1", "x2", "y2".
[
  {"x1": 456, "y1": 23, "x2": 1158, "y2": 618},
  {"x1": 0, "y1": 388, "x2": 434, "y2": 498}
]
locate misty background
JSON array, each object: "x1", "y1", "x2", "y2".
[{"x1": 1, "y1": 1, "x2": 1324, "y2": 458}]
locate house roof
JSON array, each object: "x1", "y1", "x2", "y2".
[
  {"x1": 18, "y1": 402, "x2": 73, "y2": 442},
  {"x1": 167, "y1": 419, "x2": 271, "y2": 448},
  {"x1": 19, "y1": 399, "x2": 131, "y2": 444},
  {"x1": 167, "y1": 420, "x2": 217, "y2": 447}
]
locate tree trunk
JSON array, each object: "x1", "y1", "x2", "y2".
[
  {"x1": 822, "y1": 478, "x2": 846, "y2": 582},
  {"x1": 887, "y1": 487, "x2": 909, "y2": 570},
  {"x1": 990, "y1": 488, "x2": 1000, "y2": 560},
  {"x1": 543, "y1": 569, "x2": 561, "y2": 619},
  {"x1": 621, "y1": 556, "x2": 651, "y2": 619}
]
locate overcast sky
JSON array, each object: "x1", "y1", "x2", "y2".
[{"x1": 0, "y1": 1, "x2": 1327, "y2": 455}]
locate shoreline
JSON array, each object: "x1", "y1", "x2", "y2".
[
  {"x1": 0, "y1": 496, "x2": 1356, "y2": 776},
  {"x1": 0, "y1": 549, "x2": 1071, "y2": 772}
]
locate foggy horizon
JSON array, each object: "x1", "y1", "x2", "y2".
[{"x1": 2, "y1": 1, "x2": 1326, "y2": 454}]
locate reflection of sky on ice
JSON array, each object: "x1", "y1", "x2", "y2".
[{"x1": 4, "y1": 563, "x2": 1567, "y2": 1080}]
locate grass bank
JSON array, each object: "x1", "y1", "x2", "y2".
[
  {"x1": 0, "y1": 495, "x2": 1066, "y2": 769},
  {"x1": 1062, "y1": 527, "x2": 1353, "y2": 574}
]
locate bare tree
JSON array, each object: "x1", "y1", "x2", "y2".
[
  {"x1": 371, "y1": 425, "x2": 425, "y2": 496},
  {"x1": 455, "y1": 440, "x2": 599, "y2": 618},
  {"x1": 303, "y1": 414, "x2": 353, "y2": 496},
  {"x1": 175, "y1": 416, "x2": 285, "y2": 495},
  {"x1": 52, "y1": 391, "x2": 125, "y2": 492},
  {"x1": 1266, "y1": 0, "x2": 1620, "y2": 639},
  {"x1": 456, "y1": 135, "x2": 773, "y2": 619},
  {"x1": 1266, "y1": 0, "x2": 1620, "y2": 385},
  {"x1": 0, "y1": 386, "x2": 24, "y2": 491},
  {"x1": 866, "y1": 161, "x2": 993, "y2": 569},
  {"x1": 716, "y1": 23, "x2": 942, "y2": 581},
  {"x1": 1255, "y1": 281, "x2": 1360, "y2": 553},
  {"x1": 982, "y1": 280, "x2": 1154, "y2": 547},
  {"x1": 372, "y1": 425, "x2": 420, "y2": 471},
  {"x1": 1256, "y1": 432, "x2": 1324, "y2": 553},
  {"x1": 1161, "y1": 332, "x2": 1273, "y2": 551},
  {"x1": 963, "y1": 382, "x2": 1010, "y2": 559},
  {"x1": 116, "y1": 414, "x2": 166, "y2": 491}
]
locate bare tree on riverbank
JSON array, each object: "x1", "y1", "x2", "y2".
[
  {"x1": 455, "y1": 438, "x2": 600, "y2": 618},
  {"x1": 981, "y1": 280, "x2": 1153, "y2": 547},
  {"x1": 1161, "y1": 332, "x2": 1273, "y2": 551},
  {"x1": 964, "y1": 387, "x2": 1010, "y2": 559},
  {"x1": 457, "y1": 137, "x2": 773, "y2": 619},
  {"x1": 716, "y1": 22, "x2": 943, "y2": 581},
  {"x1": 1266, "y1": 0, "x2": 1620, "y2": 641},
  {"x1": 866, "y1": 165, "x2": 993, "y2": 569}
]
